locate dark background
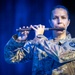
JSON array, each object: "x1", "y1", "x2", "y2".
[{"x1": 0, "y1": 0, "x2": 75, "y2": 75}]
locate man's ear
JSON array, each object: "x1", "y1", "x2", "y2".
[
  {"x1": 67, "y1": 19, "x2": 70, "y2": 27},
  {"x1": 49, "y1": 19, "x2": 53, "y2": 28}
]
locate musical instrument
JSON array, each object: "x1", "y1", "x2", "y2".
[{"x1": 16, "y1": 28, "x2": 65, "y2": 32}]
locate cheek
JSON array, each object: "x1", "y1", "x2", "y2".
[
  {"x1": 51, "y1": 20, "x2": 57, "y2": 27},
  {"x1": 64, "y1": 21, "x2": 69, "y2": 27}
]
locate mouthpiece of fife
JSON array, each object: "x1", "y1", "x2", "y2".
[{"x1": 16, "y1": 28, "x2": 65, "y2": 32}]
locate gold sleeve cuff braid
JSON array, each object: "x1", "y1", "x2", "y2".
[{"x1": 11, "y1": 48, "x2": 25, "y2": 63}]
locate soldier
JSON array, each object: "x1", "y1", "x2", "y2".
[{"x1": 4, "y1": 5, "x2": 75, "y2": 75}]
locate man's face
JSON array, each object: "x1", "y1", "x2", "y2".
[{"x1": 50, "y1": 8, "x2": 70, "y2": 34}]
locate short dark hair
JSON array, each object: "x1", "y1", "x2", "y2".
[{"x1": 50, "y1": 5, "x2": 70, "y2": 19}]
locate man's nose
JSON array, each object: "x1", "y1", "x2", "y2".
[{"x1": 58, "y1": 18, "x2": 62, "y2": 24}]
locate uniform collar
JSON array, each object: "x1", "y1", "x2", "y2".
[{"x1": 49, "y1": 31, "x2": 72, "y2": 44}]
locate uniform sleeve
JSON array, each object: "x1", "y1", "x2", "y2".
[
  {"x1": 58, "y1": 39, "x2": 75, "y2": 63},
  {"x1": 4, "y1": 35, "x2": 34, "y2": 63}
]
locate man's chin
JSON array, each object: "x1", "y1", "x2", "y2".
[{"x1": 56, "y1": 31, "x2": 64, "y2": 34}]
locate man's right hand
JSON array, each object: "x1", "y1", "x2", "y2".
[{"x1": 17, "y1": 26, "x2": 30, "y2": 41}]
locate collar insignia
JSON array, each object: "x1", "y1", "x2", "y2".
[{"x1": 69, "y1": 41, "x2": 75, "y2": 48}]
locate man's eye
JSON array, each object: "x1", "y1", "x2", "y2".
[
  {"x1": 52, "y1": 17, "x2": 58, "y2": 19},
  {"x1": 61, "y1": 16, "x2": 66, "y2": 19}
]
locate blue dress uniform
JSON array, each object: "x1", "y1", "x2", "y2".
[{"x1": 4, "y1": 32, "x2": 75, "y2": 75}]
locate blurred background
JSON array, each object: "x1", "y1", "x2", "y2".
[{"x1": 0, "y1": 0, "x2": 75, "y2": 75}]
